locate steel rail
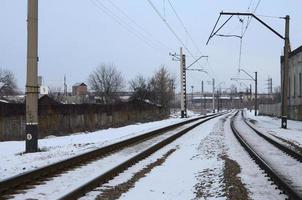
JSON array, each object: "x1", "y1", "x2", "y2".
[
  {"x1": 230, "y1": 111, "x2": 302, "y2": 200},
  {"x1": 242, "y1": 112, "x2": 302, "y2": 162},
  {"x1": 0, "y1": 113, "x2": 218, "y2": 196},
  {"x1": 59, "y1": 113, "x2": 225, "y2": 199}
]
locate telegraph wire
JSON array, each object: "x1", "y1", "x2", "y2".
[
  {"x1": 105, "y1": 0, "x2": 171, "y2": 50},
  {"x1": 242, "y1": 0, "x2": 262, "y2": 37},
  {"x1": 167, "y1": 0, "x2": 202, "y2": 54},
  {"x1": 146, "y1": 0, "x2": 196, "y2": 60},
  {"x1": 93, "y1": 0, "x2": 160, "y2": 49},
  {"x1": 147, "y1": 0, "x2": 208, "y2": 73},
  {"x1": 90, "y1": 0, "x2": 160, "y2": 50},
  {"x1": 247, "y1": 0, "x2": 253, "y2": 11},
  {"x1": 255, "y1": 14, "x2": 284, "y2": 19}
]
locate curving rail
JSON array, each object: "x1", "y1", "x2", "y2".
[
  {"x1": 242, "y1": 111, "x2": 302, "y2": 162},
  {"x1": 230, "y1": 111, "x2": 302, "y2": 200}
]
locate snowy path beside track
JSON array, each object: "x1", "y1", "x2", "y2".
[
  {"x1": 85, "y1": 114, "x2": 228, "y2": 200},
  {"x1": 0, "y1": 117, "x2": 195, "y2": 180},
  {"x1": 245, "y1": 110, "x2": 302, "y2": 148}
]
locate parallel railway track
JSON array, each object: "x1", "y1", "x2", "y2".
[
  {"x1": 230, "y1": 111, "x2": 302, "y2": 200},
  {"x1": 242, "y1": 112, "x2": 302, "y2": 162},
  {"x1": 0, "y1": 112, "x2": 225, "y2": 199}
]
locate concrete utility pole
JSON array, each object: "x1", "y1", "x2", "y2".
[
  {"x1": 179, "y1": 47, "x2": 187, "y2": 118},
  {"x1": 250, "y1": 84, "x2": 252, "y2": 112},
  {"x1": 207, "y1": 12, "x2": 290, "y2": 128},
  {"x1": 231, "y1": 69, "x2": 257, "y2": 115},
  {"x1": 281, "y1": 15, "x2": 290, "y2": 129},
  {"x1": 212, "y1": 78, "x2": 215, "y2": 113},
  {"x1": 217, "y1": 90, "x2": 220, "y2": 112},
  {"x1": 255, "y1": 72, "x2": 258, "y2": 116},
  {"x1": 64, "y1": 75, "x2": 67, "y2": 97},
  {"x1": 191, "y1": 85, "x2": 194, "y2": 109},
  {"x1": 26, "y1": 0, "x2": 39, "y2": 152},
  {"x1": 171, "y1": 49, "x2": 207, "y2": 118},
  {"x1": 201, "y1": 80, "x2": 204, "y2": 113}
]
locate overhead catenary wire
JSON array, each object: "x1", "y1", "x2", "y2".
[
  {"x1": 146, "y1": 0, "x2": 198, "y2": 62},
  {"x1": 90, "y1": 0, "x2": 161, "y2": 50},
  {"x1": 242, "y1": 0, "x2": 262, "y2": 37},
  {"x1": 167, "y1": 0, "x2": 202, "y2": 54},
  {"x1": 236, "y1": 0, "x2": 261, "y2": 74},
  {"x1": 255, "y1": 14, "x2": 284, "y2": 19},
  {"x1": 247, "y1": 0, "x2": 254, "y2": 11},
  {"x1": 105, "y1": 0, "x2": 171, "y2": 51}
]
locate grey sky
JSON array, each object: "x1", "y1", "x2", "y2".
[{"x1": 1, "y1": 0, "x2": 301, "y2": 93}]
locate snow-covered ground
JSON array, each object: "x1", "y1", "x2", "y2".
[
  {"x1": 0, "y1": 112, "x2": 200, "y2": 180},
  {"x1": 12, "y1": 119, "x2": 205, "y2": 200},
  {"x1": 93, "y1": 112, "x2": 286, "y2": 200},
  {"x1": 225, "y1": 114, "x2": 286, "y2": 200},
  {"x1": 2, "y1": 110, "x2": 296, "y2": 199},
  {"x1": 244, "y1": 110, "x2": 302, "y2": 147},
  {"x1": 84, "y1": 114, "x2": 227, "y2": 200}
]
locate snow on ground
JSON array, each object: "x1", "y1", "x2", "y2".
[
  {"x1": 12, "y1": 120, "x2": 204, "y2": 200},
  {"x1": 225, "y1": 114, "x2": 286, "y2": 200},
  {"x1": 245, "y1": 109, "x2": 302, "y2": 147},
  {"x1": 235, "y1": 114, "x2": 302, "y2": 196},
  {"x1": 0, "y1": 114, "x2": 203, "y2": 180},
  {"x1": 83, "y1": 114, "x2": 227, "y2": 200}
]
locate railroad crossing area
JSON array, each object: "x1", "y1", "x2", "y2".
[{"x1": 0, "y1": 110, "x2": 302, "y2": 200}]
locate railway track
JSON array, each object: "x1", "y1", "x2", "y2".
[
  {"x1": 1, "y1": 112, "x2": 225, "y2": 199},
  {"x1": 230, "y1": 111, "x2": 302, "y2": 200},
  {"x1": 242, "y1": 112, "x2": 302, "y2": 162}
]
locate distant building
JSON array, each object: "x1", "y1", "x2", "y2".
[
  {"x1": 281, "y1": 45, "x2": 302, "y2": 120},
  {"x1": 37, "y1": 75, "x2": 49, "y2": 95},
  {"x1": 40, "y1": 86, "x2": 49, "y2": 95},
  {"x1": 38, "y1": 95, "x2": 61, "y2": 105},
  {"x1": 72, "y1": 83, "x2": 87, "y2": 96}
]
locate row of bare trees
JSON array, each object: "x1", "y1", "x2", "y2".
[
  {"x1": 0, "y1": 64, "x2": 175, "y2": 108},
  {"x1": 88, "y1": 64, "x2": 124, "y2": 104},
  {"x1": 88, "y1": 64, "x2": 175, "y2": 108}
]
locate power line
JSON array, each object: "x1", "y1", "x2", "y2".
[
  {"x1": 146, "y1": 0, "x2": 196, "y2": 60},
  {"x1": 247, "y1": 0, "x2": 254, "y2": 11},
  {"x1": 166, "y1": 0, "x2": 202, "y2": 54},
  {"x1": 242, "y1": 0, "x2": 261, "y2": 37},
  {"x1": 105, "y1": 0, "x2": 171, "y2": 50},
  {"x1": 255, "y1": 14, "x2": 284, "y2": 19},
  {"x1": 90, "y1": 0, "x2": 158, "y2": 50},
  {"x1": 238, "y1": 0, "x2": 261, "y2": 71},
  {"x1": 253, "y1": 0, "x2": 262, "y2": 12}
]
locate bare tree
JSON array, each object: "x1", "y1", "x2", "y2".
[
  {"x1": 230, "y1": 84, "x2": 237, "y2": 94},
  {"x1": 0, "y1": 68, "x2": 18, "y2": 97},
  {"x1": 88, "y1": 64, "x2": 124, "y2": 104},
  {"x1": 48, "y1": 86, "x2": 64, "y2": 102},
  {"x1": 149, "y1": 66, "x2": 174, "y2": 108},
  {"x1": 129, "y1": 75, "x2": 151, "y2": 100},
  {"x1": 273, "y1": 86, "x2": 281, "y2": 103}
]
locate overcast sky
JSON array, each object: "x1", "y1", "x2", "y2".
[{"x1": 1, "y1": 0, "x2": 302, "y2": 93}]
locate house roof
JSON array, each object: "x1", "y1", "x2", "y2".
[
  {"x1": 39, "y1": 95, "x2": 61, "y2": 105},
  {"x1": 73, "y1": 82, "x2": 87, "y2": 87},
  {"x1": 289, "y1": 45, "x2": 302, "y2": 58},
  {"x1": 281, "y1": 44, "x2": 302, "y2": 62}
]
